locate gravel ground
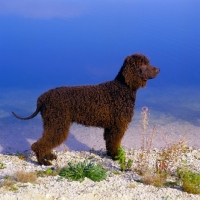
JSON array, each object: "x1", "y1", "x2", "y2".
[{"x1": 0, "y1": 149, "x2": 200, "y2": 200}]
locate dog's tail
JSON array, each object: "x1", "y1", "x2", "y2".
[{"x1": 12, "y1": 105, "x2": 41, "y2": 120}]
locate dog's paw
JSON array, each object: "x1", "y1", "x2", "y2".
[
  {"x1": 45, "y1": 153, "x2": 57, "y2": 161},
  {"x1": 39, "y1": 159, "x2": 52, "y2": 166}
]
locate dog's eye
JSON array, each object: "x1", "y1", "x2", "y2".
[{"x1": 140, "y1": 65, "x2": 147, "y2": 73}]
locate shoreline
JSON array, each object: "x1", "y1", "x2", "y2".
[{"x1": 1, "y1": 117, "x2": 200, "y2": 154}]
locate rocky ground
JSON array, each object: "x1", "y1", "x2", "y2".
[{"x1": 1, "y1": 148, "x2": 200, "y2": 200}]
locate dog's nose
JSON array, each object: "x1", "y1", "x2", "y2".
[{"x1": 156, "y1": 68, "x2": 160, "y2": 73}]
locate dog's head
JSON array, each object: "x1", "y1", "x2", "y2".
[{"x1": 115, "y1": 53, "x2": 160, "y2": 90}]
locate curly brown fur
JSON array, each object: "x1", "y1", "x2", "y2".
[{"x1": 12, "y1": 53, "x2": 160, "y2": 165}]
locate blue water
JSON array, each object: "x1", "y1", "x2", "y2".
[{"x1": 0, "y1": 0, "x2": 200, "y2": 153}]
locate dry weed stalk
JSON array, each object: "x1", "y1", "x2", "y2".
[
  {"x1": 141, "y1": 135, "x2": 187, "y2": 187},
  {"x1": 134, "y1": 107, "x2": 188, "y2": 188},
  {"x1": 141, "y1": 106, "x2": 148, "y2": 151},
  {"x1": 135, "y1": 107, "x2": 156, "y2": 174},
  {"x1": 141, "y1": 107, "x2": 156, "y2": 151},
  {"x1": 156, "y1": 136, "x2": 187, "y2": 175}
]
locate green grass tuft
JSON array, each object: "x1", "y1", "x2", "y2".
[
  {"x1": 59, "y1": 160, "x2": 107, "y2": 182},
  {"x1": 115, "y1": 146, "x2": 133, "y2": 171},
  {"x1": 177, "y1": 168, "x2": 200, "y2": 194}
]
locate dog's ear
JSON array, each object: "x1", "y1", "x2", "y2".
[{"x1": 122, "y1": 57, "x2": 143, "y2": 90}]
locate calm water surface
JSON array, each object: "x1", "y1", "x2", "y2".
[{"x1": 0, "y1": 0, "x2": 200, "y2": 152}]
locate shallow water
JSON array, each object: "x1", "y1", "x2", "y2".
[{"x1": 0, "y1": 0, "x2": 200, "y2": 153}]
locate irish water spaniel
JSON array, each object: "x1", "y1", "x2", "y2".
[{"x1": 12, "y1": 53, "x2": 160, "y2": 165}]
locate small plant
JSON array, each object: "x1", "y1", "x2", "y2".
[
  {"x1": 115, "y1": 146, "x2": 133, "y2": 171},
  {"x1": 0, "y1": 162, "x2": 6, "y2": 169},
  {"x1": 0, "y1": 176, "x2": 16, "y2": 189},
  {"x1": 142, "y1": 171, "x2": 167, "y2": 187},
  {"x1": 111, "y1": 170, "x2": 121, "y2": 175},
  {"x1": 14, "y1": 170, "x2": 37, "y2": 183},
  {"x1": 163, "y1": 196, "x2": 169, "y2": 200},
  {"x1": 177, "y1": 168, "x2": 200, "y2": 194},
  {"x1": 9, "y1": 186, "x2": 18, "y2": 192},
  {"x1": 15, "y1": 152, "x2": 27, "y2": 160},
  {"x1": 59, "y1": 160, "x2": 107, "y2": 182},
  {"x1": 37, "y1": 167, "x2": 58, "y2": 177}
]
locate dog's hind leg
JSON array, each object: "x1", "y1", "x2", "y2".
[{"x1": 31, "y1": 120, "x2": 70, "y2": 165}]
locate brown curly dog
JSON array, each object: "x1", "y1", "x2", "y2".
[{"x1": 12, "y1": 53, "x2": 160, "y2": 165}]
